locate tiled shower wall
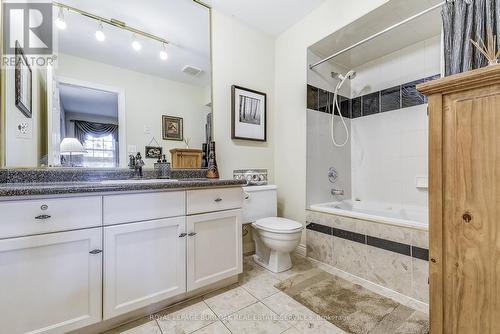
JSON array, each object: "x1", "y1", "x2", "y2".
[
  {"x1": 306, "y1": 35, "x2": 441, "y2": 208},
  {"x1": 306, "y1": 210, "x2": 429, "y2": 303}
]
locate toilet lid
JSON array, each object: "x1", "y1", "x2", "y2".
[{"x1": 254, "y1": 217, "x2": 303, "y2": 233}]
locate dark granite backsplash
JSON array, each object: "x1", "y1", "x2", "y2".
[{"x1": 0, "y1": 168, "x2": 207, "y2": 184}]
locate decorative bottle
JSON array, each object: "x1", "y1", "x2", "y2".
[
  {"x1": 206, "y1": 141, "x2": 219, "y2": 179},
  {"x1": 201, "y1": 143, "x2": 208, "y2": 168}
]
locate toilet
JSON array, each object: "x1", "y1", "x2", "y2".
[{"x1": 242, "y1": 185, "x2": 303, "y2": 273}]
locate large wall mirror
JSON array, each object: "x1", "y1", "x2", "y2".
[{"x1": 1, "y1": 0, "x2": 212, "y2": 168}]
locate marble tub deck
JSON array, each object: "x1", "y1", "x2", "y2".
[{"x1": 105, "y1": 255, "x2": 427, "y2": 334}]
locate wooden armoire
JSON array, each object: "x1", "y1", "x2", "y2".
[{"x1": 418, "y1": 65, "x2": 500, "y2": 334}]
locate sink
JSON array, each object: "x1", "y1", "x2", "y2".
[{"x1": 100, "y1": 179, "x2": 178, "y2": 185}]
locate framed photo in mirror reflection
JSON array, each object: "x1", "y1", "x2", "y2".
[
  {"x1": 162, "y1": 115, "x2": 183, "y2": 141},
  {"x1": 15, "y1": 41, "x2": 32, "y2": 118}
]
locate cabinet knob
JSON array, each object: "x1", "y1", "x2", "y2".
[
  {"x1": 214, "y1": 198, "x2": 222, "y2": 202},
  {"x1": 179, "y1": 233, "x2": 187, "y2": 238},
  {"x1": 35, "y1": 214, "x2": 51, "y2": 220},
  {"x1": 462, "y1": 212, "x2": 472, "y2": 223},
  {"x1": 89, "y1": 249, "x2": 102, "y2": 255},
  {"x1": 188, "y1": 232, "x2": 197, "y2": 236},
  {"x1": 431, "y1": 258, "x2": 437, "y2": 263}
]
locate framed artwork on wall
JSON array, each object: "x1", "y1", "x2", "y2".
[
  {"x1": 15, "y1": 41, "x2": 33, "y2": 118},
  {"x1": 162, "y1": 115, "x2": 183, "y2": 141},
  {"x1": 145, "y1": 146, "x2": 162, "y2": 159},
  {"x1": 231, "y1": 85, "x2": 266, "y2": 141}
]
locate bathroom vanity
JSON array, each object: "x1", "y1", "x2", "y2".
[{"x1": 0, "y1": 179, "x2": 244, "y2": 334}]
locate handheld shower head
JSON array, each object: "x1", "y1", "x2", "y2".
[{"x1": 332, "y1": 70, "x2": 356, "y2": 81}]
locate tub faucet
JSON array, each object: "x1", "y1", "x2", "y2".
[{"x1": 331, "y1": 188, "x2": 344, "y2": 196}]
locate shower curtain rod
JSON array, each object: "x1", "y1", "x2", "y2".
[{"x1": 309, "y1": 1, "x2": 446, "y2": 69}]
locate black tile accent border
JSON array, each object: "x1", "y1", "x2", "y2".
[
  {"x1": 381, "y1": 86, "x2": 401, "y2": 112},
  {"x1": 362, "y1": 92, "x2": 380, "y2": 116},
  {"x1": 306, "y1": 222, "x2": 428, "y2": 261},
  {"x1": 306, "y1": 74, "x2": 440, "y2": 118},
  {"x1": 333, "y1": 227, "x2": 366, "y2": 244},
  {"x1": 411, "y1": 246, "x2": 429, "y2": 261},
  {"x1": 307, "y1": 222, "x2": 333, "y2": 235},
  {"x1": 367, "y1": 236, "x2": 411, "y2": 256},
  {"x1": 351, "y1": 97, "x2": 362, "y2": 118}
]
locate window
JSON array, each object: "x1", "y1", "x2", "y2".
[{"x1": 82, "y1": 134, "x2": 117, "y2": 168}]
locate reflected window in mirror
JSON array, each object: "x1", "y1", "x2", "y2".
[{"x1": 82, "y1": 134, "x2": 117, "y2": 168}]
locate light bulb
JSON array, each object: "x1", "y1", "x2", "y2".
[
  {"x1": 159, "y1": 43, "x2": 168, "y2": 60},
  {"x1": 131, "y1": 35, "x2": 141, "y2": 51},
  {"x1": 55, "y1": 8, "x2": 66, "y2": 30},
  {"x1": 95, "y1": 22, "x2": 105, "y2": 42}
]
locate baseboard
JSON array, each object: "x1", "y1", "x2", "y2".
[{"x1": 295, "y1": 243, "x2": 307, "y2": 257}]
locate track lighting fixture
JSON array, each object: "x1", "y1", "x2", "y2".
[
  {"x1": 55, "y1": 7, "x2": 67, "y2": 30},
  {"x1": 159, "y1": 43, "x2": 168, "y2": 60},
  {"x1": 95, "y1": 21, "x2": 105, "y2": 42}
]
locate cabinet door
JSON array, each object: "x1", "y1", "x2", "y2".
[
  {"x1": 104, "y1": 217, "x2": 186, "y2": 319},
  {"x1": 439, "y1": 90, "x2": 500, "y2": 334},
  {"x1": 0, "y1": 228, "x2": 102, "y2": 334},
  {"x1": 187, "y1": 209, "x2": 242, "y2": 291}
]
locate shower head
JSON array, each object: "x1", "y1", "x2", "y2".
[{"x1": 332, "y1": 70, "x2": 357, "y2": 81}]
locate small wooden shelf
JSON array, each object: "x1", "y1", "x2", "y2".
[{"x1": 170, "y1": 148, "x2": 203, "y2": 169}]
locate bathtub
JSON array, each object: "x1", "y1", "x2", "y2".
[{"x1": 309, "y1": 200, "x2": 428, "y2": 230}]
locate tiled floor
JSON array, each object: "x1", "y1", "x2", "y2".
[{"x1": 105, "y1": 255, "x2": 418, "y2": 334}]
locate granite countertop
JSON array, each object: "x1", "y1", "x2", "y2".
[{"x1": 0, "y1": 178, "x2": 246, "y2": 197}]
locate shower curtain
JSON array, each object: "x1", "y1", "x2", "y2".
[{"x1": 442, "y1": 0, "x2": 500, "y2": 76}]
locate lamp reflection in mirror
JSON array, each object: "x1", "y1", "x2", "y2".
[{"x1": 60, "y1": 138, "x2": 86, "y2": 167}]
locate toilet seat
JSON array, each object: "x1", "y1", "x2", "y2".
[{"x1": 253, "y1": 217, "x2": 303, "y2": 234}]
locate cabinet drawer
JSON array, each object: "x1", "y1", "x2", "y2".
[
  {"x1": 187, "y1": 187, "x2": 243, "y2": 215},
  {"x1": 103, "y1": 191, "x2": 185, "y2": 225},
  {"x1": 0, "y1": 196, "x2": 102, "y2": 239}
]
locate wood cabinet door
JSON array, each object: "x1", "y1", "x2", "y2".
[
  {"x1": 440, "y1": 87, "x2": 500, "y2": 334},
  {"x1": 0, "y1": 228, "x2": 102, "y2": 334},
  {"x1": 186, "y1": 209, "x2": 242, "y2": 291},
  {"x1": 103, "y1": 217, "x2": 186, "y2": 319}
]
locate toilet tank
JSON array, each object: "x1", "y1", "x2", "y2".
[{"x1": 242, "y1": 185, "x2": 277, "y2": 223}]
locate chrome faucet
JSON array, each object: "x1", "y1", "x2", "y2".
[
  {"x1": 331, "y1": 188, "x2": 344, "y2": 196},
  {"x1": 131, "y1": 152, "x2": 145, "y2": 178}
]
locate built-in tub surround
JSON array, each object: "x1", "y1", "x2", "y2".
[
  {"x1": 311, "y1": 200, "x2": 427, "y2": 230},
  {"x1": 306, "y1": 209, "x2": 429, "y2": 305}
]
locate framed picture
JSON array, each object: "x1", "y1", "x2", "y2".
[
  {"x1": 162, "y1": 115, "x2": 183, "y2": 141},
  {"x1": 145, "y1": 146, "x2": 162, "y2": 159},
  {"x1": 15, "y1": 41, "x2": 32, "y2": 118},
  {"x1": 231, "y1": 85, "x2": 266, "y2": 141}
]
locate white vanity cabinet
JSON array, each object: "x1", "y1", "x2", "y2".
[
  {"x1": 0, "y1": 228, "x2": 103, "y2": 334},
  {"x1": 187, "y1": 209, "x2": 242, "y2": 290},
  {"x1": 103, "y1": 217, "x2": 186, "y2": 319},
  {"x1": 0, "y1": 185, "x2": 243, "y2": 334}
]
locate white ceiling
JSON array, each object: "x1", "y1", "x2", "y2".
[
  {"x1": 309, "y1": 0, "x2": 443, "y2": 69},
  {"x1": 59, "y1": 83, "x2": 118, "y2": 118},
  {"x1": 56, "y1": 0, "x2": 211, "y2": 86},
  {"x1": 207, "y1": 0, "x2": 326, "y2": 36}
]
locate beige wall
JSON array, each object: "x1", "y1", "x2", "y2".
[
  {"x1": 274, "y1": 0, "x2": 389, "y2": 247},
  {"x1": 211, "y1": 10, "x2": 275, "y2": 181},
  {"x1": 5, "y1": 66, "x2": 47, "y2": 167}
]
